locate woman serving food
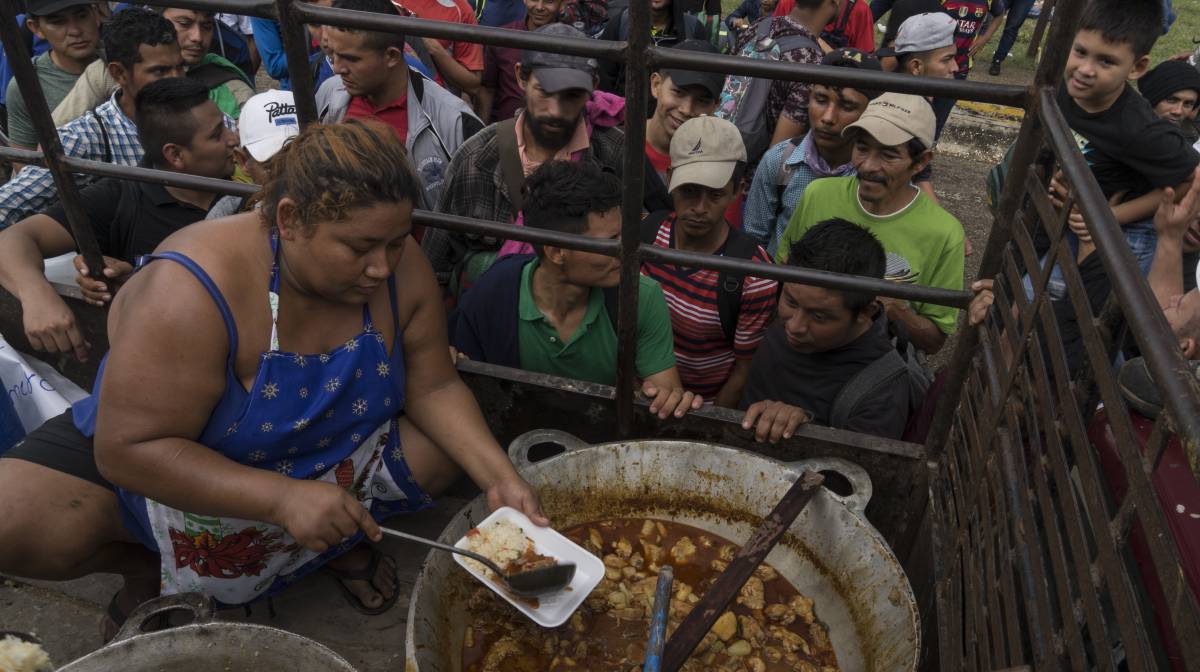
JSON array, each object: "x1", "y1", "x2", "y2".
[{"x1": 0, "y1": 121, "x2": 546, "y2": 630}]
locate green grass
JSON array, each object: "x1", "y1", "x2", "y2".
[{"x1": 994, "y1": 0, "x2": 1200, "y2": 82}]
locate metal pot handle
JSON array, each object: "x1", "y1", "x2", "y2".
[
  {"x1": 508, "y1": 429, "x2": 590, "y2": 469},
  {"x1": 110, "y1": 592, "x2": 215, "y2": 645},
  {"x1": 787, "y1": 457, "x2": 872, "y2": 516}
]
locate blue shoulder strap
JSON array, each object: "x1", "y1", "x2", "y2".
[{"x1": 136, "y1": 252, "x2": 239, "y2": 363}]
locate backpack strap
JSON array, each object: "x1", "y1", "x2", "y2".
[
  {"x1": 752, "y1": 15, "x2": 774, "y2": 44},
  {"x1": 602, "y1": 285, "x2": 620, "y2": 332},
  {"x1": 187, "y1": 61, "x2": 244, "y2": 90},
  {"x1": 828, "y1": 348, "x2": 908, "y2": 429},
  {"x1": 834, "y1": 0, "x2": 855, "y2": 33},
  {"x1": 602, "y1": 210, "x2": 671, "y2": 329},
  {"x1": 495, "y1": 117, "x2": 525, "y2": 215},
  {"x1": 406, "y1": 36, "x2": 439, "y2": 88},
  {"x1": 640, "y1": 209, "x2": 671, "y2": 245},
  {"x1": 715, "y1": 226, "x2": 759, "y2": 343},
  {"x1": 774, "y1": 136, "x2": 804, "y2": 221},
  {"x1": 90, "y1": 107, "x2": 111, "y2": 164},
  {"x1": 770, "y1": 28, "x2": 821, "y2": 55}
]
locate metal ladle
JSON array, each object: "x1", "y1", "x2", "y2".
[{"x1": 379, "y1": 526, "x2": 576, "y2": 598}]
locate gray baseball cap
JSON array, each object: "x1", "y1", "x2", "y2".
[
  {"x1": 877, "y1": 12, "x2": 957, "y2": 57},
  {"x1": 658, "y1": 39, "x2": 726, "y2": 100},
  {"x1": 26, "y1": 0, "x2": 95, "y2": 16},
  {"x1": 520, "y1": 23, "x2": 598, "y2": 93}
]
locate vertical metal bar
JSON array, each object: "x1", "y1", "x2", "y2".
[
  {"x1": 1025, "y1": 0, "x2": 1058, "y2": 59},
  {"x1": 0, "y1": 2, "x2": 105, "y2": 277},
  {"x1": 274, "y1": 0, "x2": 319, "y2": 126},
  {"x1": 614, "y1": 3, "x2": 649, "y2": 438},
  {"x1": 922, "y1": 0, "x2": 1086, "y2": 460}
]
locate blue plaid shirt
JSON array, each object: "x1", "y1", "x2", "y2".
[
  {"x1": 743, "y1": 133, "x2": 855, "y2": 259},
  {"x1": 0, "y1": 91, "x2": 141, "y2": 229},
  {"x1": 0, "y1": 90, "x2": 237, "y2": 229}
]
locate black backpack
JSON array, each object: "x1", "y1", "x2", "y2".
[
  {"x1": 638, "y1": 210, "x2": 762, "y2": 342},
  {"x1": 561, "y1": 0, "x2": 612, "y2": 37},
  {"x1": 828, "y1": 318, "x2": 933, "y2": 428},
  {"x1": 819, "y1": 0, "x2": 856, "y2": 50}
]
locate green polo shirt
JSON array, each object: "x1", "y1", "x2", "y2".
[{"x1": 517, "y1": 259, "x2": 676, "y2": 385}]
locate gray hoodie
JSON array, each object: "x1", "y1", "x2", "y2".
[{"x1": 316, "y1": 70, "x2": 482, "y2": 210}]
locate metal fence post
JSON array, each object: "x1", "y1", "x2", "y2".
[
  {"x1": 275, "y1": 0, "x2": 319, "y2": 126},
  {"x1": 614, "y1": 1, "x2": 649, "y2": 438},
  {"x1": 922, "y1": 0, "x2": 1086, "y2": 460},
  {"x1": 0, "y1": 2, "x2": 105, "y2": 278}
]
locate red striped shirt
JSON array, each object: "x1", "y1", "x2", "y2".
[{"x1": 640, "y1": 214, "x2": 778, "y2": 401}]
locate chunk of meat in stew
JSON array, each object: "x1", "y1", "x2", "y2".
[{"x1": 460, "y1": 518, "x2": 840, "y2": 672}]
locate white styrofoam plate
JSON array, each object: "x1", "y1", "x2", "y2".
[{"x1": 453, "y1": 506, "x2": 604, "y2": 628}]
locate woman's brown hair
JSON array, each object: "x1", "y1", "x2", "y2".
[{"x1": 257, "y1": 120, "x2": 421, "y2": 233}]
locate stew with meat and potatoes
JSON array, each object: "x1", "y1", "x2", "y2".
[{"x1": 461, "y1": 518, "x2": 840, "y2": 672}]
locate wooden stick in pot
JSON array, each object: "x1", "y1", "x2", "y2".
[{"x1": 661, "y1": 469, "x2": 826, "y2": 672}]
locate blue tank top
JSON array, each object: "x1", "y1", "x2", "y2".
[{"x1": 73, "y1": 233, "x2": 432, "y2": 603}]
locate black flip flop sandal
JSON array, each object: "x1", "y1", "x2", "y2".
[
  {"x1": 100, "y1": 591, "x2": 167, "y2": 643},
  {"x1": 100, "y1": 590, "x2": 128, "y2": 643},
  {"x1": 321, "y1": 545, "x2": 399, "y2": 616}
]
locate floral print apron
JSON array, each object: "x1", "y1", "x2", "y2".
[{"x1": 91, "y1": 233, "x2": 432, "y2": 605}]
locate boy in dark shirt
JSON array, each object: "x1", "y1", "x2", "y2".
[
  {"x1": 741, "y1": 218, "x2": 911, "y2": 442},
  {"x1": 1051, "y1": 0, "x2": 1199, "y2": 289}
]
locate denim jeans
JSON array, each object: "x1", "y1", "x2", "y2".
[
  {"x1": 1023, "y1": 219, "x2": 1158, "y2": 302},
  {"x1": 931, "y1": 71, "x2": 968, "y2": 131},
  {"x1": 992, "y1": 0, "x2": 1037, "y2": 63}
]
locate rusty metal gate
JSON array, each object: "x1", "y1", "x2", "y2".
[{"x1": 1, "y1": 0, "x2": 1198, "y2": 668}]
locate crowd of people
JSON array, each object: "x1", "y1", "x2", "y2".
[{"x1": 0, "y1": 0, "x2": 1198, "y2": 639}]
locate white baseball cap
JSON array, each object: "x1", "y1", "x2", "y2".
[{"x1": 238, "y1": 90, "x2": 300, "y2": 162}]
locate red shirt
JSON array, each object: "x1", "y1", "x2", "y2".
[
  {"x1": 773, "y1": 0, "x2": 876, "y2": 53},
  {"x1": 397, "y1": 0, "x2": 484, "y2": 81},
  {"x1": 645, "y1": 140, "x2": 671, "y2": 180},
  {"x1": 345, "y1": 94, "x2": 409, "y2": 144}
]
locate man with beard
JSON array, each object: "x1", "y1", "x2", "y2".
[
  {"x1": 316, "y1": 0, "x2": 482, "y2": 214},
  {"x1": 639, "y1": 117, "x2": 778, "y2": 407},
  {"x1": 743, "y1": 47, "x2": 880, "y2": 258},
  {"x1": 777, "y1": 93, "x2": 964, "y2": 354},
  {"x1": 424, "y1": 24, "x2": 665, "y2": 293}
]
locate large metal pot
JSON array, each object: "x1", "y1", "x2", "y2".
[
  {"x1": 405, "y1": 430, "x2": 919, "y2": 672},
  {"x1": 57, "y1": 593, "x2": 358, "y2": 672}
]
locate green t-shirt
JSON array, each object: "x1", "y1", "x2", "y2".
[
  {"x1": 5, "y1": 52, "x2": 85, "y2": 148},
  {"x1": 777, "y1": 176, "x2": 965, "y2": 335},
  {"x1": 517, "y1": 259, "x2": 677, "y2": 386}
]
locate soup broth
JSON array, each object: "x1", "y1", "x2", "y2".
[{"x1": 461, "y1": 518, "x2": 840, "y2": 672}]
